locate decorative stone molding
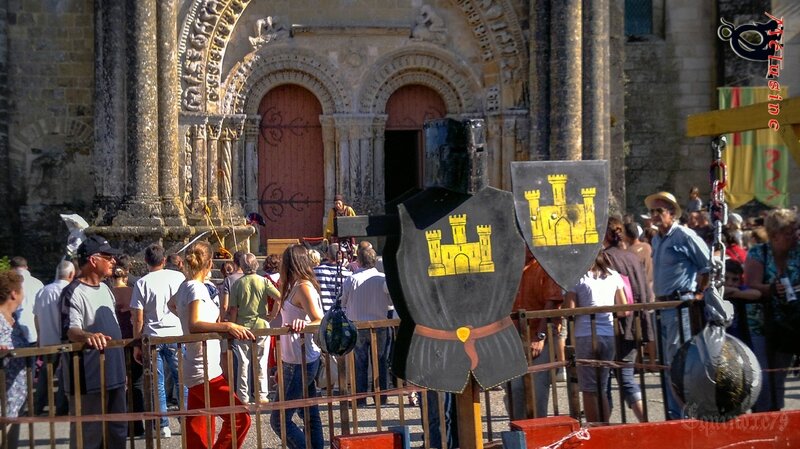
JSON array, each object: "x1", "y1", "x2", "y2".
[
  {"x1": 357, "y1": 47, "x2": 481, "y2": 114},
  {"x1": 222, "y1": 46, "x2": 350, "y2": 115},
  {"x1": 412, "y1": 4, "x2": 447, "y2": 45},
  {"x1": 179, "y1": 0, "x2": 253, "y2": 113},
  {"x1": 452, "y1": 0, "x2": 526, "y2": 85},
  {"x1": 248, "y1": 16, "x2": 289, "y2": 51}
]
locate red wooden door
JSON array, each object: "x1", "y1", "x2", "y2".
[
  {"x1": 385, "y1": 84, "x2": 446, "y2": 130},
  {"x1": 384, "y1": 85, "x2": 446, "y2": 201},
  {"x1": 258, "y1": 85, "x2": 324, "y2": 243}
]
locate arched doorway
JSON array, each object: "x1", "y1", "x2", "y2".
[
  {"x1": 258, "y1": 85, "x2": 324, "y2": 245},
  {"x1": 384, "y1": 85, "x2": 446, "y2": 203}
]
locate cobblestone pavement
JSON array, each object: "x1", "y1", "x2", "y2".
[{"x1": 17, "y1": 373, "x2": 800, "y2": 448}]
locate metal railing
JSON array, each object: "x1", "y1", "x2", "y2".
[{"x1": 2, "y1": 300, "x2": 794, "y2": 448}]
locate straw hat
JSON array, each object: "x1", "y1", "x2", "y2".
[{"x1": 644, "y1": 191, "x2": 682, "y2": 218}]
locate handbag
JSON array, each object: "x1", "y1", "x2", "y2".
[{"x1": 620, "y1": 273, "x2": 635, "y2": 305}]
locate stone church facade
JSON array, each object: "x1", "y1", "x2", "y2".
[{"x1": 0, "y1": 0, "x2": 798, "y2": 274}]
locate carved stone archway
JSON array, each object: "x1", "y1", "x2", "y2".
[
  {"x1": 223, "y1": 45, "x2": 351, "y2": 116},
  {"x1": 357, "y1": 46, "x2": 483, "y2": 115}
]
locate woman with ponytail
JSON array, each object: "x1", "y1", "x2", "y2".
[
  {"x1": 270, "y1": 244, "x2": 325, "y2": 449},
  {"x1": 565, "y1": 250, "x2": 629, "y2": 424},
  {"x1": 169, "y1": 241, "x2": 253, "y2": 448}
]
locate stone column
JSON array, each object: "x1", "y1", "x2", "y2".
[
  {"x1": 94, "y1": 0, "x2": 127, "y2": 220},
  {"x1": 486, "y1": 115, "x2": 502, "y2": 187},
  {"x1": 549, "y1": 0, "x2": 582, "y2": 161},
  {"x1": 191, "y1": 123, "x2": 207, "y2": 211},
  {"x1": 116, "y1": 0, "x2": 162, "y2": 225},
  {"x1": 582, "y1": 0, "x2": 610, "y2": 161},
  {"x1": 372, "y1": 115, "x2": 387, "y2": 211},
  {"x1": 529, "y1": 0, "x2": 551, "y2": 160},
  {"x1": 336, "y1": 120, "x2": 351, "y2": 198},
  {"x1": 206, "y1": 123, "x2": 221, "y2": 220},
  {"x1": 609, "y1": 0, "x2": 626, "y2": 211},
  {"x1": 320, "y1": 115, "x2": 336, "y2": 211},
  {"x1": 502, "y1": 115, "x2": 517, "y2": 190},
  {"x1": 219, "y1": 128, "x2": 233, "y2": 208},
  {"x1": 348, "y1": 120, "x2": 362, "y2": 205},
  {"x1": 157, "y1": 0, "x2": 185, "y2": 225},
  {"x1": 243, "y1": 118, "x2": 259, "y2": 214}
]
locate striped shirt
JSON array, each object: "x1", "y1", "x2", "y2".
[
  {"x1": 313, "y1": 262, "x2": 351, "y2": 312},
  {"x1": 341, "y1": 267, "x2": 392, "y2": 321}
]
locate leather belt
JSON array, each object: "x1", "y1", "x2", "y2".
[
  {"x1": 655, "y1": 291, "x2": 694, "y2": 301},
  {"x1": 414, "y1": 317, "x2": 513, "y2": 370}
]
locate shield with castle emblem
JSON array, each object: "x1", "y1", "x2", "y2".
[{"x1": 510, "y1": 160, "x2": 610, "y2": 290}]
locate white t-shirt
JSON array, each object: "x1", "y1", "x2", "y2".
[
  {"x1": 570, "y1": 269, "x2": 624, "y2": 337},
  {"x1": 174, "y1": 280, "x2": 222, "y2": 388},
  {"x1": 129, "y1": 268, "x2": 185, "y2": 337},
  {"x1": 33, "y1": 279, "x2": 70, "y2": 346},
  {"x1": 16, "y1": 269, "x2": 44, "y2": 344}
]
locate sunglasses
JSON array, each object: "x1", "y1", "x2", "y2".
[{"x1": 92, "y1": 253, "x2": 115, "y2": 261}]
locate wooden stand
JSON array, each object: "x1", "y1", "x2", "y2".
[{"x1": 455, "y1": 377, "x2": 484, "y2": 449}]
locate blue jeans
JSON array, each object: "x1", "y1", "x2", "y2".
[
  {"x1": 505, "y1": 347, "x2": 551, "y2": 419},
  {"x1": 424, "y1": 391, "x2": 459, "y2": 449},
  {"x1": 354, "y1": 328, "x2": 391, "y2": 397},
  {"x1": 658, "y1": 306, "x2": 691, "y2": 420},
  {"x1": 270, "y1": 359, "x2": 323, "y2": 449},
  {"x1": 155, "y1": 343, "x2": 179, "y2": 429},
  {"x1": 615, "y1": 339, "x2": 642, "y2": 407}
]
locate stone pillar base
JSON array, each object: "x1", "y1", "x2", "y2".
[
  {"x1": 161, "y1": 197, "x2": 187, "y2": 226},
  {"x1": 113, "y1": 200, "x2": 164, "y2": 227}
]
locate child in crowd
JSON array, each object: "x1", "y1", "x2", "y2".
[{"x1": 724, "y1": 259, "x2": 761, "y2": 342}]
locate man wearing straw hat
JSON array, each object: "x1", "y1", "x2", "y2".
[{"x1": 645, "y1": 191, "x2": 710, "y2": 420}]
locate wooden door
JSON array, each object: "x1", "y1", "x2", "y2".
[
  {"x1": 384, "y1": 85, "x2": 446, "y2": 202},
  {"x1": 258, "y1": 85, "x2": 324, "y2": 244}
]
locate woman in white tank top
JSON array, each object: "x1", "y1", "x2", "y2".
[
  {"x1": 270, "y1": 244, "x2": 325, "y2": 449},
  {"x1": 167, "y1": 241, "x2": 255, "y2": 449}
]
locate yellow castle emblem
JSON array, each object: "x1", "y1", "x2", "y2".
[
  {"x1": 524, "y1": 174, "x2": 598, "y2": 246},
  {"x1": 425, "y1": 214, "x2": 495, "y2": 277}
]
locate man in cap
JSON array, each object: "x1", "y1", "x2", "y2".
[
  {"x1": 130, "y1": 244, "x2": 186, "y2": 438},
  {"x1": 645, "y1": 191, "x2": 710, "y2": 420},
  {"x1": 60, "y1": 235, "x2": 128, "y2": 448}
]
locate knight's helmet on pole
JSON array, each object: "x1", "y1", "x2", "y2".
[{"x1": 385, "y1": 118, "x2": 527, "y2": 392}]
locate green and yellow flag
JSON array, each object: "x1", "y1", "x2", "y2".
[{"x1": 719, "y1": 86, "x2": 790, "y2": 209}]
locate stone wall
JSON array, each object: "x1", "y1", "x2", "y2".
[
  {"x1": 0, "y1": 0, "x2": 9, "y2": 260},
  {"x1": 3, "y1": 0, "x2": 95, "y2": 278},
  {"x1": 624, "y1": 0, "x2": 716, "y2": 215}
]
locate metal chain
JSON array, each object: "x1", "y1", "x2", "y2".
[
  {"x1": 334, "y1": 243, "x2": 343, "y2": 308},
  {"x1": 709, "y1": 135, "x2": 728, "y2": 289}
]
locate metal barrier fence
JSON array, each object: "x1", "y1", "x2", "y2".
[{"x1": 1, "y1": 300, "x2": 793, "y2": 448}]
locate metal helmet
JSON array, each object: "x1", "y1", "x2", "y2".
[{"x1": 316, "y1": 305, "x2": 358, "y2": 356}]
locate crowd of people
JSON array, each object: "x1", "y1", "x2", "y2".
[
  {"x1": 0, "y1": 216, "x2": 394, "y2": 449},
  {"x1": 2, "y1": 189, "x2": 800, "y2": 447},
  {"x1": 509, "y1": 186, "x2": 800, "y2": 426}
]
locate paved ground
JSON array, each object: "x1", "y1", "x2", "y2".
[{"x1": 16, "y1": 373, "x2": 800, "y2": 448}]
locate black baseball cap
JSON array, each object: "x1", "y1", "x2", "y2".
[{"x1": 77, "y1": 235, "x2": 122, "y2": 259}]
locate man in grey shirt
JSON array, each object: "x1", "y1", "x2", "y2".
[{"x1": 60, "y1": 236, "x2": 127, "y2": 448}]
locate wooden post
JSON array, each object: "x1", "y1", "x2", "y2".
[{"x1": 456, "y1": 377, "x2": 484, "y2": 449}]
